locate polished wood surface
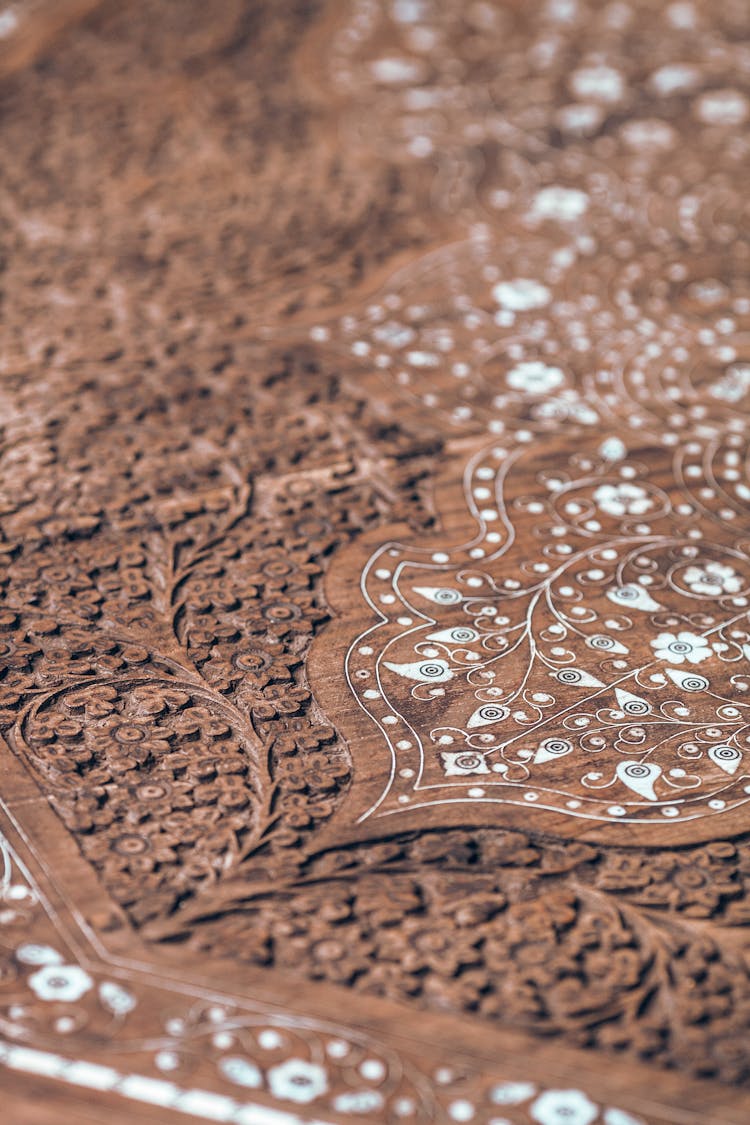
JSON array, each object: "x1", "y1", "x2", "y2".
[{"x1": 0, "y1": 1, "x2": 749, "y2": 1121}]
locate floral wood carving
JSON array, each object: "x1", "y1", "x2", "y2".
[{"x1": 1, "y1": 796, "x2": 674, "y2": 1125}]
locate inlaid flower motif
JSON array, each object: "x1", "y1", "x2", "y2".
[
  {"x1": 267, "y1": 1058, "x2": 328, "y2": 1104},
  {"x1": 650, "y1": 631, "x2": 712, "y2": 665},
  {"x1": 99, "y1": 980, "x2": 137, "y2": 1015},
  {"x1": 16, "y1": 943, "x2": 63, "y2": 966},
  {"x1": 556, "y1": 102, "x2": 604, "y2": 135},
  {"x1": 529, "y1": 186, "x2": 589, "y2": 222},
  {"x1": 649, "y1": 63, "x2": 700, "y2": 95},
  {"x1": 569, "y1": 64, "x2": 625, "y2": 104},
  {"x1": 490, "y1": 1080, "x2": 537, "y2": 1104},
  {"x1": 530, "y1": 1088, "x2": 599, "y2": 1125},
  {"x1": 593, "y1": 482, "x2": 652, "y2": 517},
  {"x1": 533, "y1": 396, "x2": 598, "y2": 425},
  {"x1": 710, "y1": 363, "x2": 750, "y2": 402},
  {"x1": 506, "y1": 361, "x2": 565, "y2": 395},
  {"x1": 682, "y1": 561, "x2": 741, "y2": 597},
  {"x1": 695, "y1": 88, "x2": 748, "y2": 126},
  {"x1": 492, "y1": 278, "x2": 551, "y2": 311},
  {"x1": 219, "y1": 1056, "x2": 263, "y2": 1088},
  {"x1": 28, "y1": 963, "x2": 94, "y2": 1003},
  {"x1": 441, "y1": 751, "x2": 490, "y2": 776},
  {"x1": 620, "y1": 119, "x2": 676, "y2": 151}
]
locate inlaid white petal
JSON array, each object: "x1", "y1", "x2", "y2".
[
  {"x1": 665, "y1": 667, "x2": 709, "y2": 692},
  {"x1": 384, "y1": 659, "x2": 454, "y2": 683},
  {"x1": 219, "y1": 1056, "x2": 263, "y2": 1088},
  {"x1": 555, "y1": 667, "x2": 605, "y2": 688},
  {"x1": 427, "y1": 626, "x2": 480, "y2": 644},
  {"x1": 413, "y1": 586, "x2": 462, "y2": 604},
  {"x1": 615, "y1": 761, "x2": 661, "y2": 801},
  {"x1": 614, "y1": 688, "x2": 652, "y2": 716},
  {"x1": 604, "y1": 1108, "x2": 647, "y2": 1125},
  {"x1": 490, "y1": 1080, "x2": 537, "y2": 1104},
  {"x1": 708, "y1": 745, "x2": 742, "y2": 775},
  {"x1": 16, "y1": 944, "x2": 63, "y2": 967},
  {"x1": 492, "y1": 278, "x2": 551, "y2": 311},
  {"x1": 587, "y1": 635, "x2": 629, "y2": 655},
  {"x1": 99, "y1": 981, "x2": 137, "y2": 1015},
  {"x1": 467, "y1": 703, "x2": 510, "y2": 729},
  {"x1": 534, "y1": 738, "x2": 573, "y2": 764},
  {"x1": 606, "y1": 585, "x2": 662, "y2": 612}
]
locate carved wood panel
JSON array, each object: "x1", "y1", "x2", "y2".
[{"x1": 0, "y1": 0, "x2": 749, "y2": 1121}]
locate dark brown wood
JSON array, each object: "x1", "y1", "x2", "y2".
[{"x1": 0, "y1": 0, "x2": 749, "y2": 1122}]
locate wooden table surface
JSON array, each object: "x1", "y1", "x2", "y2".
[{"x1": 0, "y1": 1, "x2": 749, "y2": 1122}]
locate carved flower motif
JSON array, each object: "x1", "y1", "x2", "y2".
[
  {"x1": 650, "y1": 631, "x2": 712, "y2": 665},
  {"x1": 600, "y1": 844, "x2": 740, "y2": 916},
  {"x1": 593, "y1": 482, "x2": 652, "y2": 517},
  {"x1": 391, "y1": 919, "x2": 482, "y2": 975},
  {"x1": 682, "y1": 561, "x2": 741, "y2": 597},
  {"x1": 28, "y1": 963, "x2": 94, "y2": 1003},
  {"x1": 267, "y1": 1058, "x2": 328, "y2": 1104}
]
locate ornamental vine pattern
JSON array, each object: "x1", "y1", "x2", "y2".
[{"x1": 342, "y1": 431, "x2": 750, "y2": 836}]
